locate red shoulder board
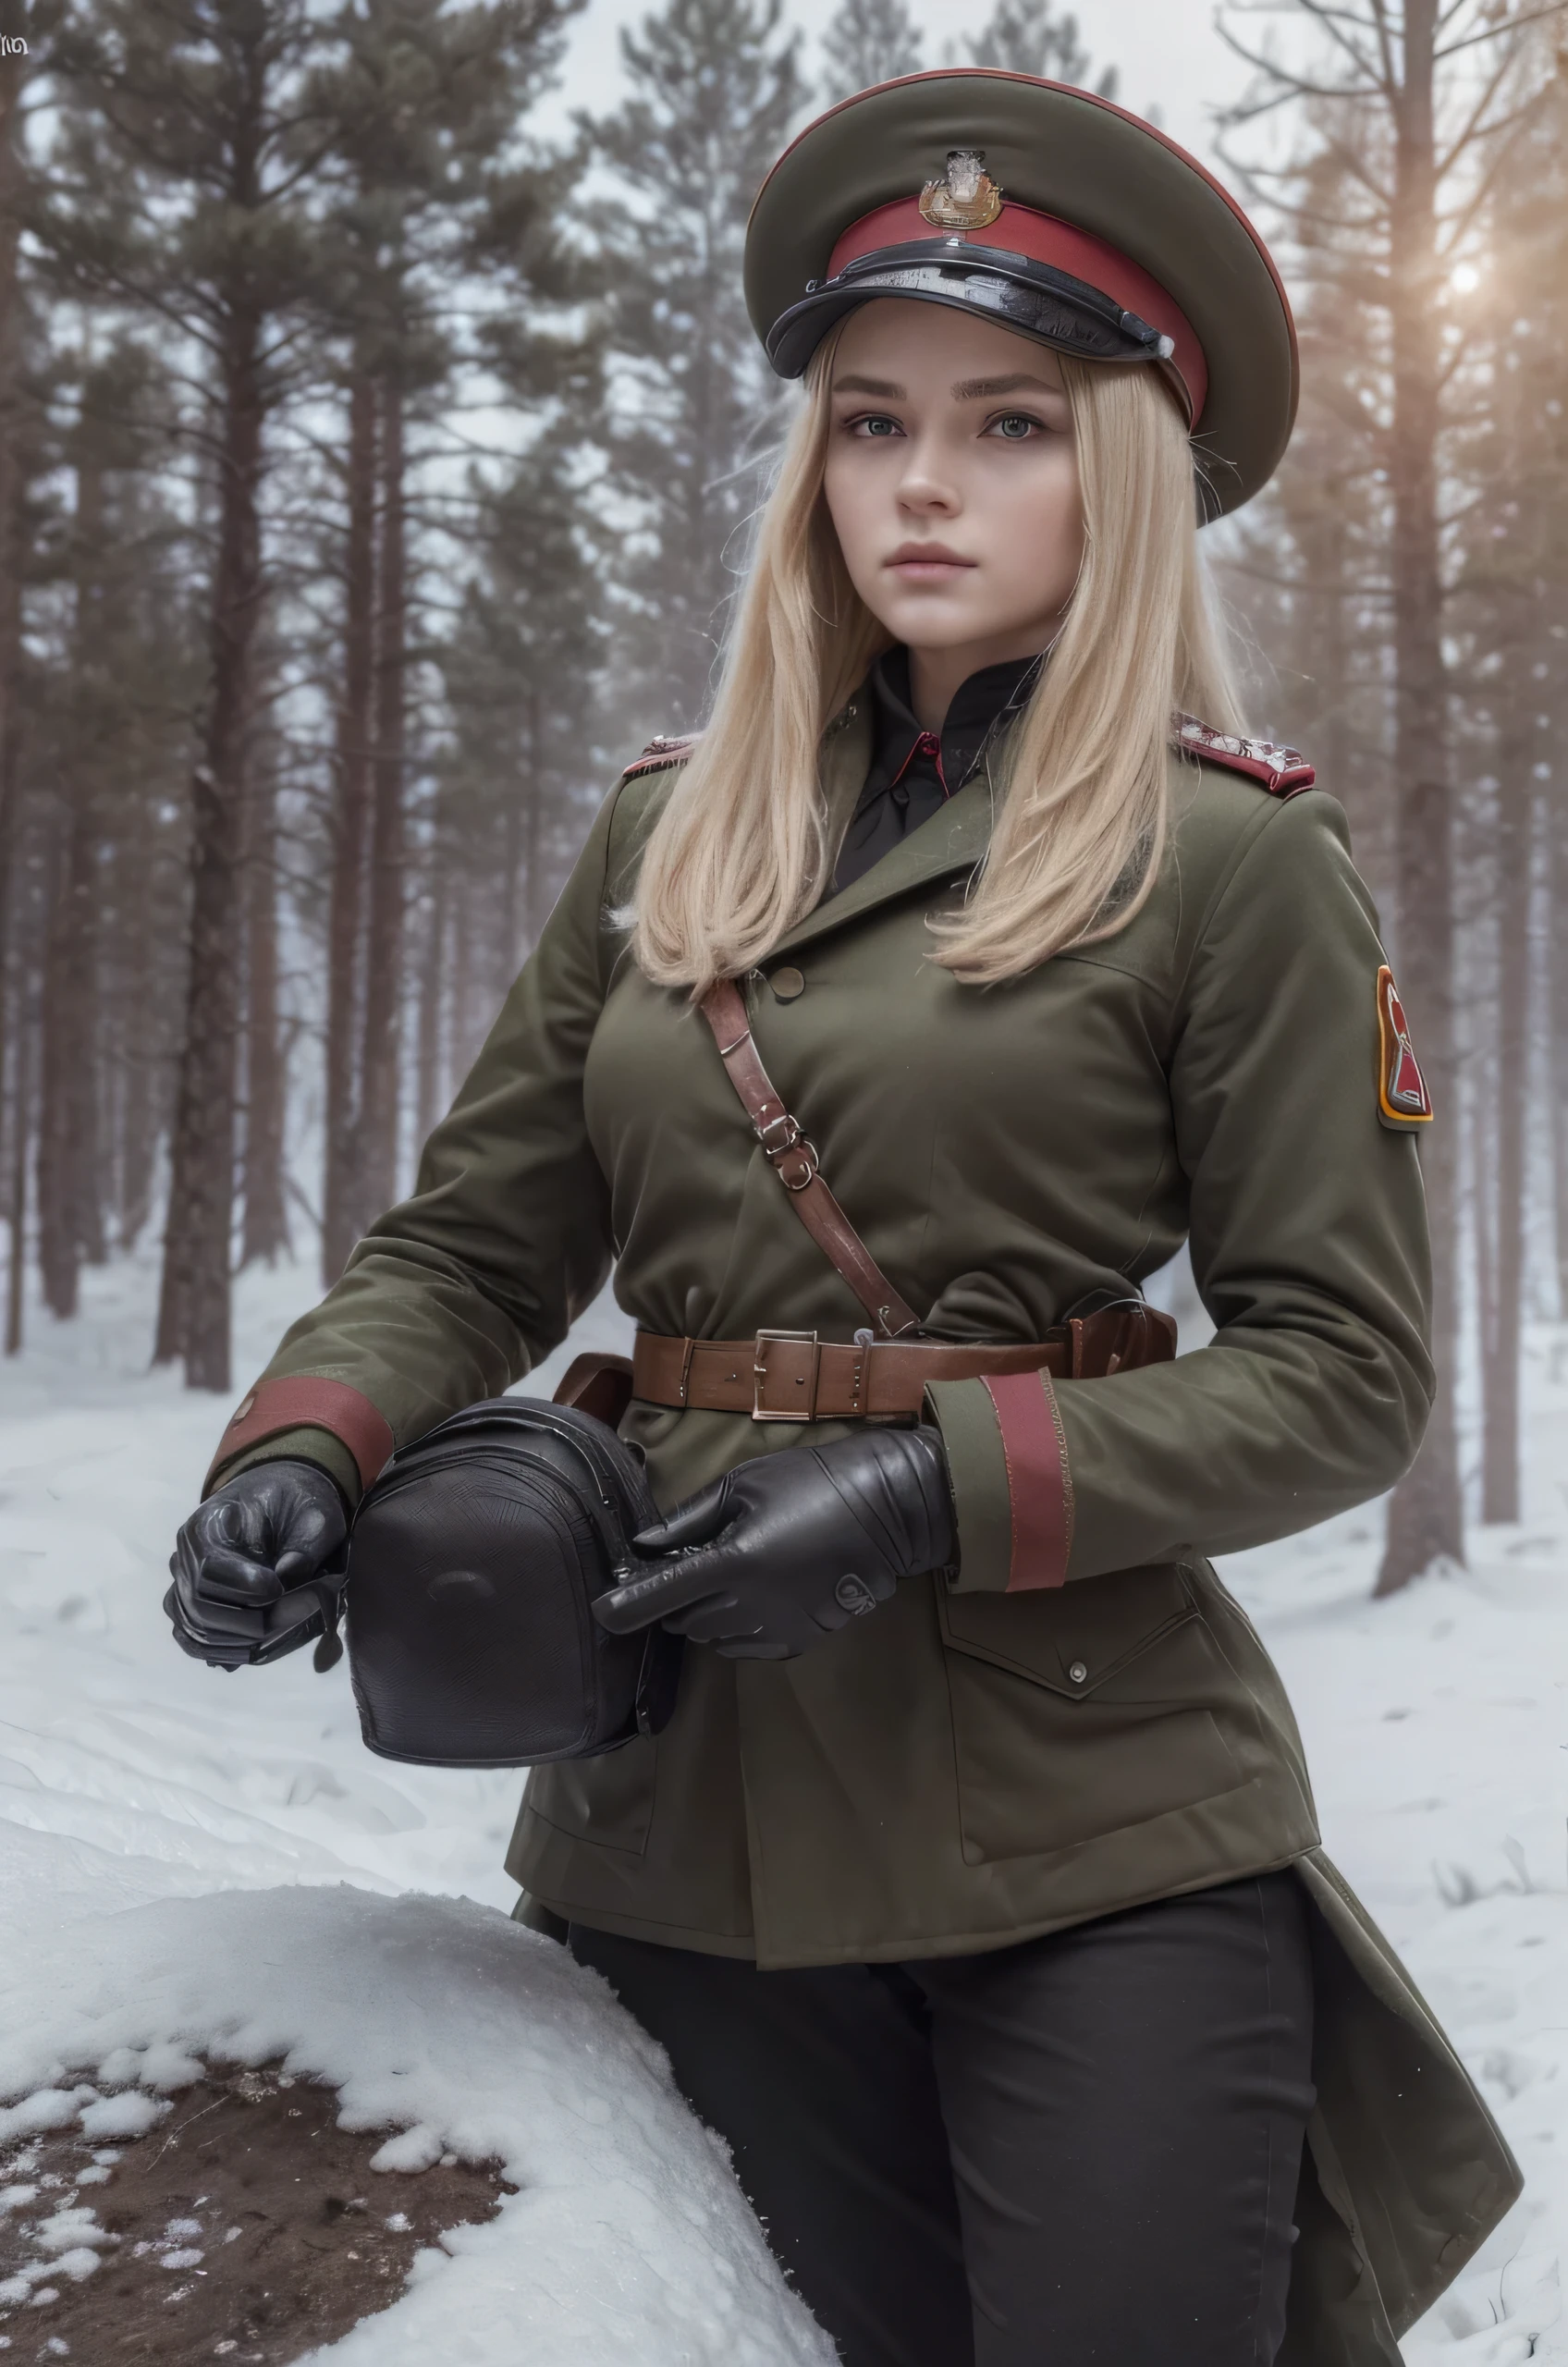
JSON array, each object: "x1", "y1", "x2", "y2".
[
  {"x1": 1174, "y1": 714, "x2": 1316, "y2": 797},
  {"x1": 622, "y1": 731, "x2": 701, "y2": 780},
  {"x1": 1375, "y1": 964, "x2": 1433, "y2": 1129}
]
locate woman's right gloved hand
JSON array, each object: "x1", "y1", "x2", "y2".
[{"x1": 165, "y1": 1461, "x2": 349, "y2": 1670}]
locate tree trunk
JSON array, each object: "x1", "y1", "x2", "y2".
[
  {"x1": 355, "y1": 375, "x2": 407, "y2": 1221},
  {"x1": 239, "y1": 749, "x2": 288, "y2": 1265},
  {"x1": 1477, "y1": 757, "x2": 1525, "y2": 1524},
  {"x1": 0, "y1": 35, "x2": 26, "y2": 1187},
  {"x1": 36, "y1": 794, "x2": 99, "y2": 1318},
  {"x1": 5, "y1": 969, "x2": 27, "y2": 1356},
  {"x1": 414, "y1": 852, "x2": 446, "y2": 1151},
  {"x1": 450, "y1": 871, "x2": 477, "y2": 1079},
  {"x1": 1472, "y1": 1047, "x2": 1496, "y2": 1437},
  {"x1": 322, "y1": 367, "x2": 377, "y2": 1284},
  {"x1": 0, "y1": 48, "x2": 24, "y2": 1349},
  {"x1": 1553, "y1": 791, "x2": 1568, "y2": 1317},
  {"x1": 153, "y1": 303, "x2": 267, "y2": 1391},
  {"x1": 522, "y1": 682, "x2": 545, "y2": 953},
  {"x1": 113, "y1": 824, "x2": 159, "y2": 1249},
  {"x1": 39, "y1": 437, "x2": 109, "y2": 1304},
  {"x1": 1376, "y1": 0, "x2": 1464, "y2": 1591},
  {"x1": 499, "y1": 755, "x2": 524, "y2": 1001}
]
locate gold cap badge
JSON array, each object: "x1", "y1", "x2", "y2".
[{"x1": 919, "y1": 149, "x2": 1005, "y2": 232}]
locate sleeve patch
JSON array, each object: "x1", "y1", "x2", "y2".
[
  {"x1": 1376, "y1": 964, "x2": 1433, "y2": 1128},
  {"x1": 980, "y1": 1370, "x2": 1072, "y2": 1590}
]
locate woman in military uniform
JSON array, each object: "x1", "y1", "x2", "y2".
[{"x1": 168, "y1": 73, "x2": 1517, "y2": 2367}]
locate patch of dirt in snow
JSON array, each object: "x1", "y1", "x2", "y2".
[
  {"x1": 0, "y1": 1885, "x2": 837, "y2": 2367},
  {"x1": 0, "y1": 2062, "x2": 510, "y2": 2363}
]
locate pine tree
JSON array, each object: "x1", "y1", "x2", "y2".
[
  {"x1": 305, "y1": 0, "x2": 580, "y2": 1280},
  {"x1": 822, "y1": 0, "x2": 922, "y2": 100},
  {"x1": 0, "y1": 3, "x2": 62, "y2": 1352},
  {"x1": 435, "y1": 432, "x2": 609, "y2": 1061},
  {"x1": 43, "y1": 0, "x2": 329, "y2": 1390},
  {"x1": 8, "y1": 331, "x2": 201, "y2": 1328},
  {"x1": 36, "y1": 401, "x2": 108, "y2": 1320},
  {"x1": 239, "y1": 714, "x2": 288, "y2": 1269},
  {"x1": 586, "y1": 0, "x2": 807, "y2": 738}
]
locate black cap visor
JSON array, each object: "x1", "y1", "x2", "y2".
[{"x1": 766, "y1": 239, "x2": 1182, "y2": 404}]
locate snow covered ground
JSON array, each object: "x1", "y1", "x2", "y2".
[{"x1": 1, "y1": 1243, "x2": 1564, "y2": 2360}]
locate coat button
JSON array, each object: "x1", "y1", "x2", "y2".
[
  {"x1": 1068, "y1": 1661, "x2": 1088, "y2": 1686},
  {"x1": 770, "y1": 965, "x2": 805, "y2": 1001}
]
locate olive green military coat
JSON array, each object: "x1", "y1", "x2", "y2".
[{"x1": 214, "y1": 697, "x2": 1519, "y2": 2361}]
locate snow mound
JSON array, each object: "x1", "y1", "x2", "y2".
[{"x1": 0, "y1": 1883, "x2": 835, "y2": 2365}]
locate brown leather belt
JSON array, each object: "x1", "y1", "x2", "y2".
[
  {"x1": 628, "y1": 1305, "x2": 1176, "y2": 1423},
  {"x1": 551, "y1": 987, "x2": 1179, "y2": 1437}
]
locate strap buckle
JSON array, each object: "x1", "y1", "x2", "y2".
[
  {"x1": 755, "y1": 1111, "x2": 800, "y2": 1156},
  {"x1": 753, "y1": 1330, "x2": 821, "y2": 1421},
  {"x1": 756, "y1": 1111, "x2": 820, "y2": 1191}
]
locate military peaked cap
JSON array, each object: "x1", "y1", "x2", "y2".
[{"x1": 745, "y1": 71, "x2": 1298, "y2": 519}]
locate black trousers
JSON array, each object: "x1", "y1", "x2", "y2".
[{"x1": 570, "y1": 1872, "x2": 1316, "y2": 2367}]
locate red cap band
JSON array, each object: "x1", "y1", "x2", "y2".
[{"x1": 827, "y1": 195, "x2": 1207, "y2": 426}]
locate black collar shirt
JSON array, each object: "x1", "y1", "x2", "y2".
[{"x1": 831, "y1": 645, "x2": 1043, "y2": 895}]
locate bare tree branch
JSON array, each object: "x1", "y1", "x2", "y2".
[
  {"x1": 1439, "y1": 85, "x2": 1555, "y2": 248},
  {"x1": 1215, "y1": 28, "x2": 1384, "y2": 110},
  {"x1": 1437, "y1": 0, "x2": 1568, "y2": 57},
  {"x1": 1216, "y1": 119, "x2": 1394, "y2": 216},
  {"x1": 1223, "y1": 0, "x2": 1383, "y2": 20},
  {"x1": 1366, "y1": 0, "x2": 1402, "y2": 89},
  {"x1": 1310, "y1": 129, "x2": 1398, "y2": 205},
  {"x1": 1271, "y1": 0, "x2": 1394, "y2": 89},
  {"x1": 1436, "y1": 43, "x2": 1530, "y2": 175}
]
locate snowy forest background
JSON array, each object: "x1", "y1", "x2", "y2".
[{"x1": 0, "y1": 0, "x2": 1565, "y2": 1607}]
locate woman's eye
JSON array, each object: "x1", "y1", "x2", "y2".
[
  {"x1": 849, "y1": 413, "x2": 902, "y2": 438},
  {"x1": 987, "y1": 413, "x2": 1041, "y2": 440}
]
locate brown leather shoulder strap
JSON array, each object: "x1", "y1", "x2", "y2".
[{"x1": 699, "y1": 979, "x2": 920, "y2": 1340}]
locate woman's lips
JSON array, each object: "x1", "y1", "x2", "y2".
[{"x1": 886, "y1": 546, "x2": 976, "y2": 581}]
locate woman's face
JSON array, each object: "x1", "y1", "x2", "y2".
[{"x1": 822, "y1": 300, "x2": 1084, "y2": 694}]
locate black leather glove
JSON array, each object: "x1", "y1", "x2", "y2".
[
  {"x1": 165, "y1": 1460, "x2": 349, "y2": 1671},
  {"x1": 593, "y1": 1426, "x2": 956, "y2": 1661}
]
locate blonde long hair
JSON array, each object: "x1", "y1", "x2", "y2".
[{"x1": 632, "y1": 333, "x2": 1244, "y2": 991}]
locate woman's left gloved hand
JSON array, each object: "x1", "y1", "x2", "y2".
[{"x1": 592, "y1": 1426, "x2": 957, "y2": 1661}]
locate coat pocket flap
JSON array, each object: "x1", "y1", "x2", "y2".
[{"x1": 938, "y1": 1562, "x2": 1195, "y2": 1697}]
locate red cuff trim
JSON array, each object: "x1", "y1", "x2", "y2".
[
  {"x1": 981, "y1": 1371, "x2": 1072, "y2": 1591},
  {"x1": 206, "y1": 1376, "x2": 395, "y2": 1493}
]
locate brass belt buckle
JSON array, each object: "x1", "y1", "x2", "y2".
[{"x1": 753, "y1": 1329, "x2": 820, "y2": 1421}]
